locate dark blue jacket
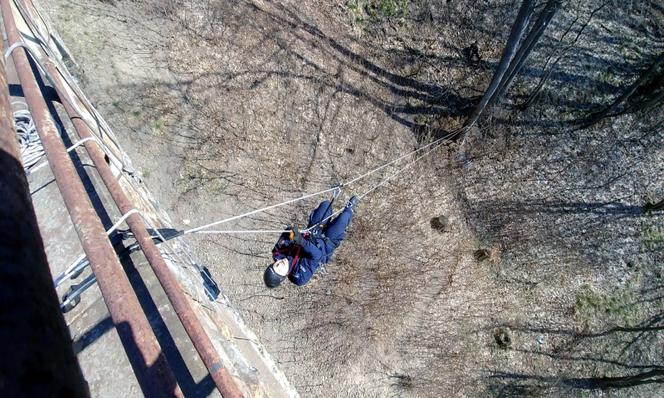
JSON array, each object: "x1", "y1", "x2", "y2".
[{"x1": 272, "y1": 230, "x2": 337, "y2": 286}]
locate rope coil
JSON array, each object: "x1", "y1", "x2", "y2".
[{"x1": 14, "y1": 109, "x2": 45, "y2": 171}]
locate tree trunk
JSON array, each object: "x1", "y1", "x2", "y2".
[
  {"x1": 520, "y1": 2, "x2": 606, "y2": 110},
  {"x1": 487, "y1": 0, "x2": 561, "y2": 110},
  {"x1": 464, "y1": 0, "x2": 537, "y2": 127}
]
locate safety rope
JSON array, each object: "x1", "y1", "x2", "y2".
[
  {"x1": 184, "y1": 127, "x2": 464, "y2": 236},
  {"x1": 358, "y1": 129, "x2": 461, "y2": 199},
  {"x1": 301, "y1": 127, "x2": 463, "y2": 231},
  {"x1": 13, "y1": 0, "x2": 465, "y2": 240}
]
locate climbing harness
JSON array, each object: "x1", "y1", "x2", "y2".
[
  {"x1": 271, "y1": 230, "x2": 303, "y2": 273},
  {"x1": 289, "y1": 246, "x2": 302, "y2": 275}
]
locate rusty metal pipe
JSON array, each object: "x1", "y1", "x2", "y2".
[
  {"x1": 0, "y1": 3, "x2": 182, "y2": 397},
  {"x1": 0, "y1": 42, "x2": 89, "y2": 398},
  {"x1": 15, "y1": 0, "x2": 243, "y2": 394},
  {"x1": 43, "y1": 58, "x2": 244, "y2": 398}
]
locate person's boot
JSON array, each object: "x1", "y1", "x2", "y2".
[{"x1": 347, "y1": 195, "x2": 359, "y2": 210}]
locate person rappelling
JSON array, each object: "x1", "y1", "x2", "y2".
[
  {"x1": 172, "y1": 128, "x2": 455, "y2": 290},
  {"x1": 263, "y1": 192, "x2": 359, "y2": 288}
]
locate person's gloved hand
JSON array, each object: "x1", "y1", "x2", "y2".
[{"x1": 292, "y1": 225, "x2": 305, "y2": 246}]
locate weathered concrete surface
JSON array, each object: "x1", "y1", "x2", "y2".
[{"x1": 3, "y1": 1, "x2": 297, "y2": 396}]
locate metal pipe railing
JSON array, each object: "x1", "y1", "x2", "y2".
[
  {"x1": 42, "y1": 54, "x2": 243, "y2": 398},
  {"x1": 11, "y1": 0, "x2": 244, "y2": 392},
  {"x1": 0, "y1": 2, "x2": 182, "y2": 397},
  {"x1": 0, "y1": 39, "x2": 89, "y2": 398}
]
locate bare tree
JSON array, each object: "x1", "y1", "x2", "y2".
[
  {"x1": 464, "y1": 0, "x2": 537, "y2": 127},
  {"x1": 487, "y1": 0, "x2": 561, "y2": 110},
  {"x1": 465, "y1": 0, "x2": 561, "y2": 127},
  {"x1": 583, "y1": 52, "x2": 664, "y2": 127},
  {"x1": 520, "y1": 1, "x2": 606, "y2": 110}
]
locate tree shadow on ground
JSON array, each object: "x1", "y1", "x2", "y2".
[
  {"x1": 173, "y1": 0, "x2": 480, "y2": 135},
  {"x1": 487, "y1": 310, "x2": 664, "y2": 395},
  {"x1": 477, "y1": 1, "x2": 664, "y2": 131}
]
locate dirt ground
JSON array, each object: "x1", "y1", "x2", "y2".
[{"x1": 46, "y1": 0, "x2": 663, "y2": 396}]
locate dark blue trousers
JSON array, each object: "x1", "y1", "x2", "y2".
[{"x1": 307, "y1": 200, "x2": 353, "y2": 246}]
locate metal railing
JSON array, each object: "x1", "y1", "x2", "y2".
[
  {"x1": 0, "y1": 41, "x2": 89, "y2": 398},
  {"x1": 0, "y1": 0, "x2": 243, "y2": 396}
]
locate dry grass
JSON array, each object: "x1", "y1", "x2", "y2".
[{"x1": 48, "y1": 0, "x2": 664, "y2": 396}]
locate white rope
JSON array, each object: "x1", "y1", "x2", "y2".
[
  {"x1": 191, "y1": 229, "x2": 290, "y2": 235},
  {"x1": 4, "y1": 42, "x2": 25, "y2": 60},
  {"x1": 185, "y1": 127, "x2": 466, "y2": 236},
  {"x1": 183, "y1": 186, "x2": 341, "y2": 234},
  {"x1": 342, "y1": 127, "x2": 461, "y2": 186},
  {"x1": 29, "y1": 136, "x2": 101, "y2": 174},
  {"x1": 359, "y1": 128, "x2": 463, "y2": 199},
  {"x1": 301, "y1": 127, "x2": 464, "y2": 229},
  {"x1": 13, "y1": 100, "x2": 116, "y2": 177},
  {"x1": 55, "y1": 208, "x2": 186, "y2": 287},
  {"x1": 11, "y1": 100, "x2": 29, "y2": 110},
  {"x1": 54, "y1": 209, "x2": 140, "y2": 287},
  {"x1": 14, "y1": 109, "x2": 45, "y2": 171},
  {"x1": 8, "y1": 3, "x2": 132, "y2": 174}
]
